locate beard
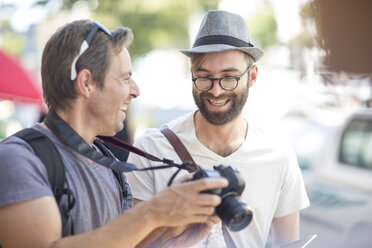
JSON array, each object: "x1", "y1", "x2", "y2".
[{"x1": 192, "y1": 84, "x2": 249, "y2": 126}]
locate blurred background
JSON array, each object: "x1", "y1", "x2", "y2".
[{"x1": 1, "y1": 0, "x2": 372, "y2": 247}]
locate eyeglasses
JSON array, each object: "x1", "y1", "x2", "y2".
[
  {"x1": 70, "y1": 21, "x2": 112, "y2": 80},
  {"x1": 192, "y1": 67, "x2": 250, "y2": 91}
]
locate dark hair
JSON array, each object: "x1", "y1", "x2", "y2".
[{"x1": 41, "y1": 20, "x2": 133, "y2": 111}]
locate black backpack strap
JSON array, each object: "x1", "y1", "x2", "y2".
[
  {"x1": 93, "y1": 138, "x2": 126, "y2": 196},
  {"x1": 13, "y1": 128, "x2": 75, "y2": 234},
  {"x1": 14, "y1": 128, "x2": 66, "y2": 202}
]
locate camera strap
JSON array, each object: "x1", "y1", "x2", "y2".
[
  {"x1": 44, "y1": 110, "x2": 236, "y2": 247},
  {"x1": 160, "y1": 127, "x2": 237, "y2": 248},
  {"x1": 44, "y1": 110, "x2": 189, "y2": 173}
]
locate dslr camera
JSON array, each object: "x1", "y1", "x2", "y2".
[{"x1": 192, "y1": 165, "x2": 252, "y2": 232}]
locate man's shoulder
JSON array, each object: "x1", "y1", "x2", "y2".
[
  {"x1": 0, "y1": 136, "x2": 30, "y2": 159},
  {"x1": 135, "y1": 111, "x2": 195, "y2": 142},
  {"x1": 247, "y1": 120, "x2": 297, "y2": 156},
  {"x1": 0, "y1": 124, "x2": 70, "y2": 163},
  {"x1": 162, "y1": 111, "x2": 195, "y2": 133},
  {"x1": 0, "y1": 125, "x2": 41, "y2": 150}
]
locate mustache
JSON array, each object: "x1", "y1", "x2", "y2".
[{"x1": 199, "y1": 92, "x2": 235, "y2": 100}]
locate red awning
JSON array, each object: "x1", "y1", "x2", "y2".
[{"x1": 0, "y1": 50, "x2": 46, "y2": 112}]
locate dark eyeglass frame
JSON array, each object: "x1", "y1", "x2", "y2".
[
  {"x1": 70, "y1": 21, "x2": 112, "y2": 80},
  {"x1": 192, "y1": 66, "x2": 251, "y2": 91}
]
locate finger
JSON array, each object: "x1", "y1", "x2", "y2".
[
  {"x1": 205, "y1": 215, "x2": 221, "y2": 228},
  {"x1": 207, "y1": 215, "x2": 221, "y2": 225},
  {"x1": 164, "y1": 215, "x2": 210, "y2": 227},
  {"x1": 186, "y1": 177, "x2": 229, "y2": 192},
  {"x1": 193, "y1": 193, "x2": 221, "y2": 206},
  {"x1": 188, "y1": 205, "x2": 216, "y2": 216},
  {"x1": 178, "y1": 215, "x2": 210, "y2": 226},
  {"x1": 168, "y1": 185, "x2": 222, "y2": 206},
  {"x1": 167, "y1": 204, "x2": 216, "y2": 221},
  {"x1": 172, "y1": 173, "x2": 193, "y2": 184}
]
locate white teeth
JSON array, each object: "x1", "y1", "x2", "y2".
[{"x1": 210, "y1": 100, "x2": 227, "y2": 106}]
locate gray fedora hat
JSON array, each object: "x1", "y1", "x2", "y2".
[{"x1": 181, "y1": 10, "x2": 264, "y2": 62}]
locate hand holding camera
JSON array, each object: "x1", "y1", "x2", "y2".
[{"x1": 192, "y1": 165, "x2": 253, "y2": 232}]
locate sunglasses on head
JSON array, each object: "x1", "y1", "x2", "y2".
[{"x1": 70, "y1": 21, "x2": 112, "y2": 80}]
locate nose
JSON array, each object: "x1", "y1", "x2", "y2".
[
  {"x1": 129, "y1": 79, "x2": 140, "y2": 99},
  {"x1": 208, "y1": 79, "x2": 225, "y2": 97}
]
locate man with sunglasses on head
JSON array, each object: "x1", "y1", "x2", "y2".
[
  {"x1": 127, "y1": 10, "x2": 310, "y2": 248},
  {"x1": 0, "y1": 20, "x2": 229, "y2": 248}
]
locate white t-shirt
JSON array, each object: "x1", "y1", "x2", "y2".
[{"x1": 127, "y1": 111, "x2": 310, "y2": 248}]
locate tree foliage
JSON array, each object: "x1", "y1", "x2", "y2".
[
  {"x1": 3, "y1": 0, "x2": 281, "y2": 59},
  {"x1": 247, "y1": 5, "x2": 278, "y2": 49},
  {"x1": 34, "y1": 0, "x2": 218, "y2": 59},
  {"x1": 95, "y1": 0, "x2": 219, "y2": 59}
]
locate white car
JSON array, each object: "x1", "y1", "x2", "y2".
[{"x1": 291, "y1": 109, "x2": 372, "y2": 247}]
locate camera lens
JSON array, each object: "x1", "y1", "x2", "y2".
[
  {"x1": 216, "y1": 195, "x2": 253, "y2": 232},
  {"x1": 229, "y1": 210, "x2": 252, "y2": 232}
]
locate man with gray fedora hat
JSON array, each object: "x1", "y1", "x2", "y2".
[{"x1": 127, "y1": 10, "x2": 309, "y2": 248}]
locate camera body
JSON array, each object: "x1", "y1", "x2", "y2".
[{"x1": 192, "y1": 165, "x2": 253, "y2": 232}]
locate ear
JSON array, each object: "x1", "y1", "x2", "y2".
[
  {"x1": 248, "y1": 65, "x2": 258, "y2": 88},
  {"x1": 75, "y1": 69, "x2": 96, "y2": 98}
]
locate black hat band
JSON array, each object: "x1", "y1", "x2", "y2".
[{"x1": 193, "y1": 35, "x2": 254, "y2": 48}]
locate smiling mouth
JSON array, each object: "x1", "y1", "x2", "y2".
[
  {"x1": 208, "y1": 99, "x2": 230, "y2": 106},
  {"x1": 121, "y1": 103, "x2": 129, "y2": 112},
  {"x1": 120, "y1": 107, "x2": 128, "y2": 114}
]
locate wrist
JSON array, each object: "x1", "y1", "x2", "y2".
[{"x1": 133, "y1": 199, "x2": 164, "y2": 229}]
